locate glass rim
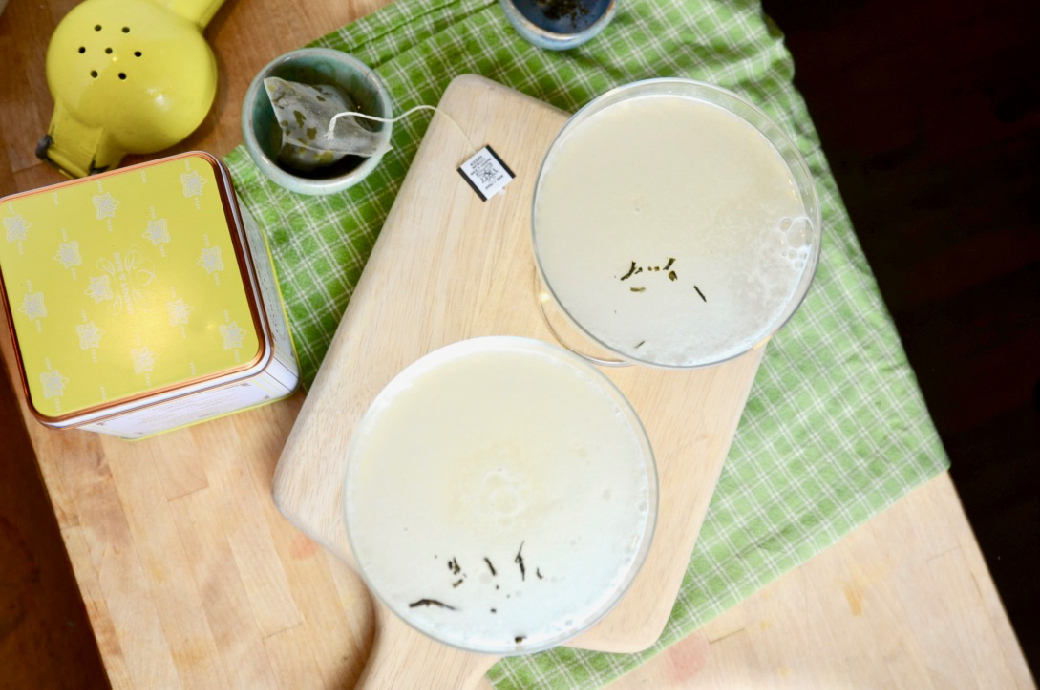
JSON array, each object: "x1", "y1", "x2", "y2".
[
  {"x1": 531, "y1": 77, "x2": 823, "y2": 370},
  {"x1": 342, "y1": 335, "x2": 659, "y2": 656}
]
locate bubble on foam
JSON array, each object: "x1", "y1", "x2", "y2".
[
  {"x1": 786, "y1": 215, "x2": 813, "y2": 247},
  {"x1": 481, "y1": 468, "x2": 524, "y2": 520},
  {"x1": 775, "y1": 218, "x2": 814, "y2": 271}
]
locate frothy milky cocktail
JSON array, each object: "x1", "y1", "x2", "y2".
[
  {"x1": 344, "y1": 337, "x2": 656, "y2": 654},
  {"x1": 534, "y1": 79, "x2": 820, "y2": 368}
]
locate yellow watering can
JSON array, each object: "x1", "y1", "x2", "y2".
[{"x1": 37, "y1": 0, "x2": 223, "y2": 178}]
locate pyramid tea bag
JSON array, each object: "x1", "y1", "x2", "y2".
[{"x1": 264, "y1": 76, "x2": 387, "y2": 171}]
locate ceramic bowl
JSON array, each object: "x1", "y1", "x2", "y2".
[
  {"x1": 499, "y1": 0, "x2": 617, "y2": 51},
  {"x1": 242, "y1": 48, "x2": 393, "y2": 196}
]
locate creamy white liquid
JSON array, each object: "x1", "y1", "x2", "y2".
[
  {"x1": 534, "y1": 93, "x2": 813, "y2": 367},
  {"x1": 345, "y1": 338, "x2": 654, "y2": 654}
]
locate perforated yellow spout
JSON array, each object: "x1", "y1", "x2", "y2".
[{"x1": 38, "y1": 0, "x2": 223, "y2": 178}]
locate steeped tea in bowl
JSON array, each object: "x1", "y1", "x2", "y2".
[
  {"x1": 344, "y1": 336, "x2": 658, "y2": 655},
  {"x1": 533, "y1": 78, "x2": 821, "y2": 369}
]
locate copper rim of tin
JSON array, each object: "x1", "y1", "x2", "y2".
[{"x1": 0, "y1": 151, "x2": 273, "y2": 426}]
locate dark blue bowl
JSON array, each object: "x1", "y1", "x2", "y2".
[{"x1": 500, "y1": 0, "x2": 617, "y2": 51}]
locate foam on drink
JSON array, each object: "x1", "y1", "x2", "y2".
[
  {"x1": 345, "y1": 338, "x2": 656, "y2": 654},
  {"x1": 534, "y1": 89, "x2": 815, "y2": 368}
]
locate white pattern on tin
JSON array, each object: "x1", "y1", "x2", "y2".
[
  {"x1": 166, "y1": 298, "x2": 193, "y2": 326},
  {"x1": 94, "y1": 251, "x2": 156, "y2": 314},
  {"x1": 54, "y1": 241, "x2": 82, "y2": 268},
  {"x1": 142, "y1": 219, "x2": 170, "y2": 247},
  {"x1": 181, "y1": 171, "x2": 206, "y2": 198},
  {"x1": 19, "y1": 292, "x2": 47, "y2": 321},
  {"x1": 92, "y1": 193, "x2": 119, "y2": 219},
  {"x1": 198, "y1": 246, "x2": 223, "y2": 274},
  {"x1": 220, "y1": 322, "x2": 245, "y2": 350},
  {"x1": 39, "y1": 369, "x2": 68, "y2": 399},
  {"x1": 85, "y1": 275, "x2": 114, "y2": 303},
  {"x1": 130, "y1": 347, "x2": 157, "y2": 374},
  {"x1": 3, "y1": 214, "x2": 30, "y2": 242},
  {"x1": 76, "y1": 322, "x2": 104, "y2": 350}
]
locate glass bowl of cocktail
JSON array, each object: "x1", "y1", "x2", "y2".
[
  {"x1": 533, "y1": 78, "x2": 821, "y2": 369},
  {"x1": 343, "y1": 336, "x2": 658, "y2": 655}
]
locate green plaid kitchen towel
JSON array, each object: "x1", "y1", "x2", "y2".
[{"x1": 224, "y1": 0, "x2": 949, "y2": 686}]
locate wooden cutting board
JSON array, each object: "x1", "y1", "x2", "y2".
[{"x1": 272, "y1": 75, "x2": 765, "y2": 687}]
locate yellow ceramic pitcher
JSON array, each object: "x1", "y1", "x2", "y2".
[{"x1": 38, "y1": 0, "x2": 223, "y2": 178}]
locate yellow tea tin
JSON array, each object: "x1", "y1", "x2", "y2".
[{"x1": 0, "y1": 151, "x2": 299, "y2": 438}]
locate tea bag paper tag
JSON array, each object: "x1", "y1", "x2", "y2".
[{"x1": 457, "y1": 145, "x2": 515, "y2": 201}]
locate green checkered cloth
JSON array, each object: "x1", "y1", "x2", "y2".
[{"x1": 224, "y1": 0, "x2": 949, "y2": 686}]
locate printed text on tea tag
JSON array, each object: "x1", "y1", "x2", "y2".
[{"x1": 457, "y1": 145, "x2": 515, "y2": 201}]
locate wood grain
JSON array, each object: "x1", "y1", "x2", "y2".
[
  {"x1": 0, "y1": 0, "x2": 1033, "y2": 687},
  {"x1": 606, "y1": 474, "x2": 1034, "y2": 690}
]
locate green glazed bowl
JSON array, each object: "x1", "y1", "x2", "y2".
[{"x1": 242, "y1": 48, "x2": 393, "y2": 196}]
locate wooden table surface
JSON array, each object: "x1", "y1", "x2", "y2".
[{"x1": 0, "y1": 0, "x2": 1033, "y2": 688}]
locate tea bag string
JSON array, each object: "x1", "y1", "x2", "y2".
[{"x1": 328, "y1": 105, "x2": 480, "y2": 153}]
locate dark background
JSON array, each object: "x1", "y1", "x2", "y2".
[
  {"x1": 1, "y1": 0, "x2": 1038, "y2": 685},
  {"x1": 760, "y1": 0, "x2": 1040, "y2": 674}
]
